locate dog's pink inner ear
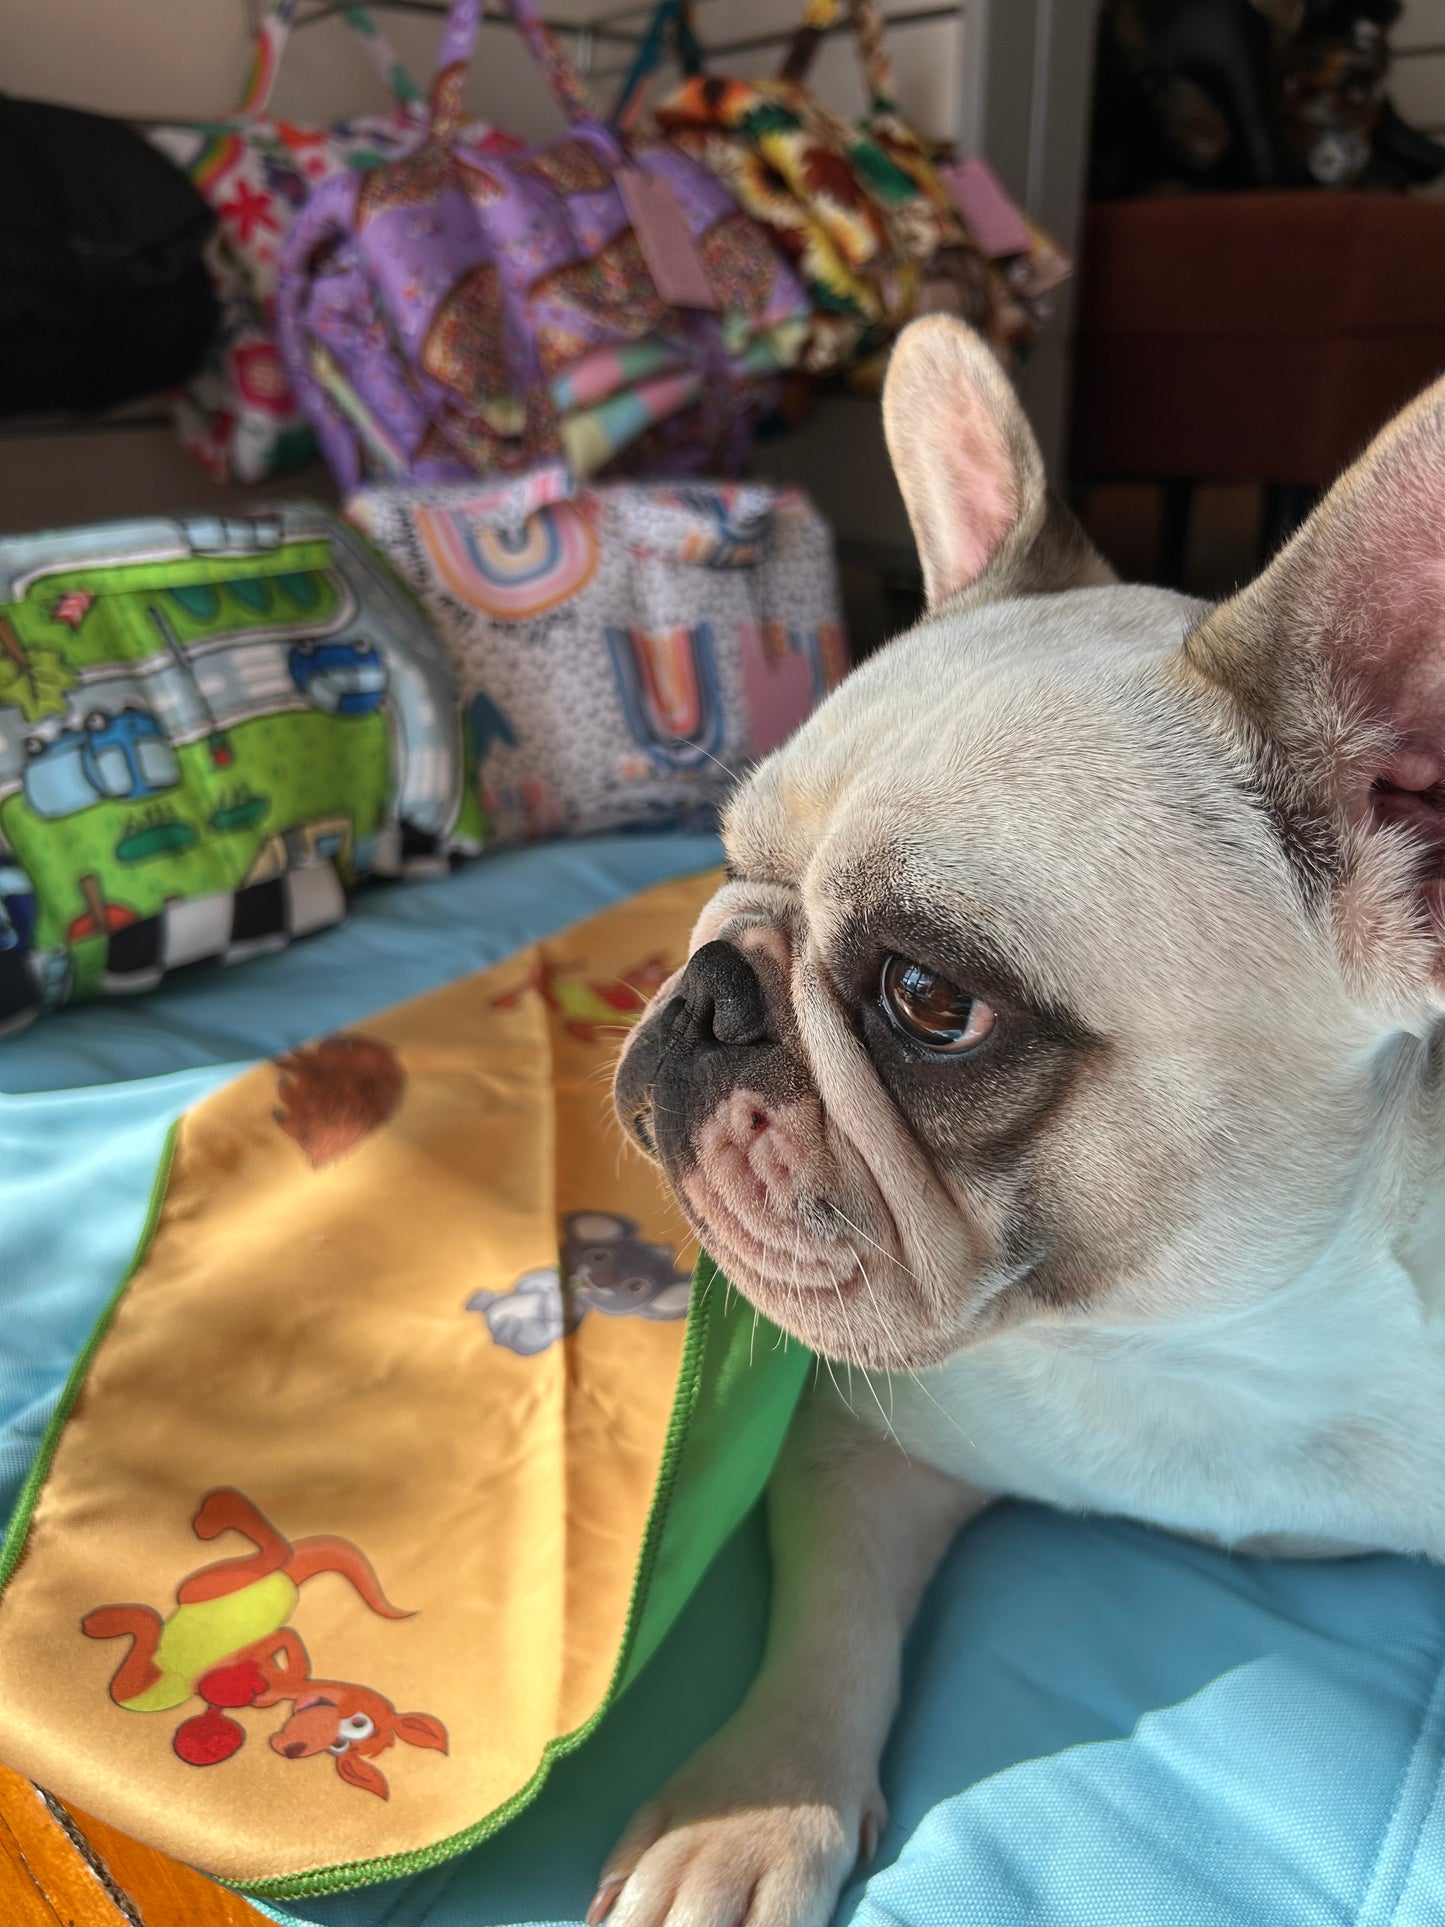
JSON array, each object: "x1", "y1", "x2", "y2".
[
  {"x1": 883, "y1": 317, "x2": 1038, "y2": 606},
  {"x1": 1187, "y1": 378, "x2": 1445, "y2": 991}
]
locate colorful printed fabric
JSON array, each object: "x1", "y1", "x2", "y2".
[
  {"x1": 147, "y1": 1, "x2": 518, "y2": 485},
  {"x1": 274, "y1": 0, "x2": 810, "y2": 495},
  {"x1": 0, "y1": 871, "x2": 806, "y2": 1893},
  {"x1": 654, "y1": 72, "x2": 926, "y2": 375},
  {"x1": 648, "y1": 0, "x2": 1066, "y2": 374},
  {"x1": 0, "y1": 507, "x2": 481, "y2": 1030},
  {"x1": 347, "y1": 477, "x2": 848, "y2": 845}
]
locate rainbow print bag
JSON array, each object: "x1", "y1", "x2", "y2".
[
  {"x1": 347, "y1": 474, "x2": 848, "y2": 844},
  {"x1": 0, "y1": 869, "x2": 807, "y2": 1895}
]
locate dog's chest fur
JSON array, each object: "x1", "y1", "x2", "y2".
[{"x1": 856, "y1": 1181, "x2": 1445, "y2": 1556}]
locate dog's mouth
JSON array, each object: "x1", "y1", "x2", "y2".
[{"x1": 680, "y1": 1164, "x2": 865, "y2": 1305}]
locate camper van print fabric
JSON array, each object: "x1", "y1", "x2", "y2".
[
  {"x1": 0, "y1": 507, "x2": 480, "y2": 1028},
  {"x1": 347, "y1": 478, "x2": 848, "y2": 844}
]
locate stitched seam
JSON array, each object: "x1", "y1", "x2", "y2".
[{"x1": 1355, "y1": 1649, "x2": 1445, "y2": 1925}]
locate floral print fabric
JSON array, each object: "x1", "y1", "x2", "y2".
[
  {"x1": 147, "y1": 1, "x2": 517, "y2": 485},
  {"x1": 275, "y1": 0, "x2": 810, "y2": 493}
]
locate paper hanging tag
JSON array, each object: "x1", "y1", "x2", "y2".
[
  {"x1": 617, "y1": 168, "x2": 718, "y2": 310},
  {"x1": 938, "y1": 158, "x2": 1034, "y2": 259}
]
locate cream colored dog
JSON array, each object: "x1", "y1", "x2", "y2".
[{"x1": 602, "y1": 315, "x2": 1445, "y2": 1927}]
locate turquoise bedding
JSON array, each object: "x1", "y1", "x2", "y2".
[{"x1": 4, "y1": 834, "x2": 1443, "y2": 1925}]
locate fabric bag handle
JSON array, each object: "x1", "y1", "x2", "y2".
[
  {"x1": 778, "y1": 0, "x2": 896, "y2": 107},
  {"x1": 238, "y1": 0, "x2": 424, "y2": 118},
  {"x1": 431, "y1": 0, "x2": 597, "y2": 141},
  {"x1": 609, "y1": 0, "x2": 706, "y2": 129}
]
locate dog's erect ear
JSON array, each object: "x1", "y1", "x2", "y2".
[
  {"x1": 337, "y1": 1751, "x2": 390, "y2": 1798},
  {"x1": 394, "y1": 1712, "x2": 448, "y2": 1752},
  {"x1": 882, "y1": 315, "x2": 1114, "y2": 608},
  {"x1": 1184, "y1": 373, "x2": 1445, "y2": 1018}
]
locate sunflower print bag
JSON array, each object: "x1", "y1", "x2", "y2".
[
  {"x1": 647, "y1": 0, "x2": 944, "y2": 373},
  {"x1": 644, "y1": 0, "x2": 1066, "y2": 376}
]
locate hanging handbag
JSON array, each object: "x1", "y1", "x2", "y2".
[
  {"x1": 0, "y1": 97, "x2": 217, "y2": 421},
  {"x1": 637, "y1": 0, "x2": 1068, "y2": 374},
  {"x1": 274, "y1": 0, "x2": 810, "y2": 496},
  {"x1": 147, "y1": 1, "x2": 518, "y2": 486},
  {"x1": 644, "y1": 0, "x2": 937, "y2": 374}
]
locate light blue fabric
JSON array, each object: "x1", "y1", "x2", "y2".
[
  {"x1": 0, "y1": 834, "x2": 724, "y2": 1096},
  {"x1": 5, "y1": 834, "x2": 1445, "y2": 1927}
]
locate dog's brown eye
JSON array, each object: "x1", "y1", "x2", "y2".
[{"x1": 879, "y1": 956, "x2": 996, "y2": 1053}]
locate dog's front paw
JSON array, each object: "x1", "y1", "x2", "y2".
[{"x1": 592, "y1": 1717, "x2": 881, "y2": 1927}]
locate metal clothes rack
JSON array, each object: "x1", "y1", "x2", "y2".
[
  {"x1": 290, "y1": 0, "x2": 968, "y2": 83},
  {"x1": 4, "y1": 0, "x2": 1096, "y2": 551}
]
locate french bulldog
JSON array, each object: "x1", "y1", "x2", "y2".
[{"x1": 600, "y1": 315, "x2": 1445, "y2": 1927}]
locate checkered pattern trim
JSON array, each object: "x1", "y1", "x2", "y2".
[
  {"x1": 99, "y1": 863, "x2": 346, "y2": 997},
  {"x1": 0, "y1": 817, "x2": 468, "y2": 1034}
]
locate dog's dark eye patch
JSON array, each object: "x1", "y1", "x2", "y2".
[
  {"x1": 827, "y1": 907, "x2": 1102, "y2": 1181},
  {"x1": 828, "y1": 907, "x2": 1089, "y2": 1048}
]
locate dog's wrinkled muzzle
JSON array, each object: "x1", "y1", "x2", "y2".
[{"x1": 615, "y1": 940, "x2": 791, "y2": 1165}]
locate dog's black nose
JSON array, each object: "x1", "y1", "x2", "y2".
[{"x1": 677, "y1": 940, "x2": 771, "y2": 1047}]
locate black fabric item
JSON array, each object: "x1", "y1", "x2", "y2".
[
  {"x1": 0, "y1": 949, "x2": 38, "y2": 1025},
  {"x1": 231, "y1": 878, "x2": 287, "y2": 943},
  {"x1": 0, "y1": 95, "x2": 218, "y2": 419},
  {"x1": 106, "y1": 916, "x2": 163, "y2": 978}
]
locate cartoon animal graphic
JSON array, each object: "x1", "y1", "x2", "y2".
[
  {"x1": 273, "y1": 1034, "x2": 406, "y2": 1169},
  {"x1": 489, "y1": 952, "x2": 675, "y2": 1045},
  {"x1": 467, "y1": 1211, "x2": 692, "y2": 1355},
  {"x1": 81, "y1": 1488, "x2": 447, "y2": 1797}
]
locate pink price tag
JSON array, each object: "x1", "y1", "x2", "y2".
[
  {"x1": 939, "y1": 158, "x2": 1034, "y2": 259},
  {"x1": 617, "y1": 167, "x2": 718, "y2": 310}
]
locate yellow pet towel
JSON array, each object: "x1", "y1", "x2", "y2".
[{"x1": 0, "y1": 870, "x2": 807, "y2": 1898}]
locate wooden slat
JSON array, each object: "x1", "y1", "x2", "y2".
[
  {"x1": 0, "y1": 1761, "x2": 263, "y2": 1927},
  {"x1": 56, "y1": 1798, "x2": 264, "y2": 1927},
  {"x1": 0, "y1": 1766, "x2": 130, "y2": 1925}
]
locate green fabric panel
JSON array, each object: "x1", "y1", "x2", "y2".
[{"x1": 621, "y1": 1253, "x2": 809, "y2": 1693}]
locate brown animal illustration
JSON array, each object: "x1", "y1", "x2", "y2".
[
  {"x1": 81, "y1": 1488, "x2": 447, "y2": 1797},
  {"x1": 272, "y1": 1033, "x2": 406, "y2": 1169}
]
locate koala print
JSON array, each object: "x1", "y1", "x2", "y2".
[{"x1": 467, "y1": 1212, "x2": 692, "y2": 1355}]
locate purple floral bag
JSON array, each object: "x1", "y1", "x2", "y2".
[{"x1": 275, "y1": 0, "x2": 809, "y2": 493}]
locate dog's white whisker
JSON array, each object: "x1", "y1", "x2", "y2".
[
  {"x1": 845, "y1": 1244, "x2": 905, "y2": 1454},
  {"x1": 675, "y1": 739, "x2": 744, "y2": 786},
  {"x1": 826, "y1": 1204, "x2": 920, "y2": 1286}
]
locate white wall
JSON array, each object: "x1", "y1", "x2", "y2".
[
  {"x1": 1395, "y1": 0, "x2": 1445, "y2": 138},
  {"x1": 0, "y1": 0, "x2": 963, "y2": 144}
]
